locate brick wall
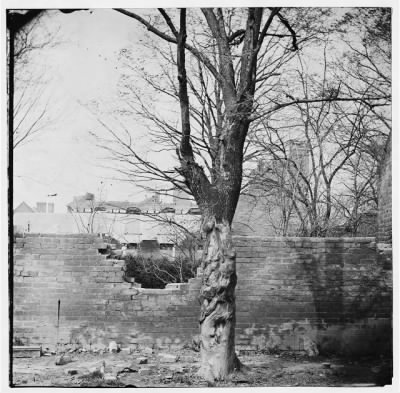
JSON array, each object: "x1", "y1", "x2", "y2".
[
  {"x1": 13, "y1": 235, "x2": 391, "y2": 356},
  {"x1": 234, "y1": 237, "x2": 391, "y2": 356},
  {"x1": 13, "y1": 234, "x2": 202, "y2": 351},
  {"x1": 377, "y1": 134, "x2": 392, "y2": 244}
]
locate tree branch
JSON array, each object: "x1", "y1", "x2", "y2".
[
  {"x1": 158, "y1": 8, "x2": 178, "y2": 37},
  {"x1": 176, "y1": 9, "x2": 211, "y2": 209},
  {"x1": 275, "y1": 10, "x2": 298, "y2": 50},
  {"x1": 250, "y1": 95, "x2": 391, "y2": 121},
  {"x1": 114, "y1": 8, "x2": 222, "y2": 84}
]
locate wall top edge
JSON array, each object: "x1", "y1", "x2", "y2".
[
  {"x1": 16, "y1": 233, "x2": 101, "y2": 238},
  {"x1": 232, "y1": 236, "x2": 376, "y2": 242},
  {"x1": 17, "y1": 233, "x2": 376, "y2": 242}
]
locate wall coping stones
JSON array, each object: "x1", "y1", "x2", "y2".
[
  {"x1": 233, "y1": 236, "x2": 375, "y2": 242},
  {"x1": 165, "y1": 283, "x2": 189, "y2": 291},
  {"x1": 16, "y1": 233, "x2": 102, "y2": 238},
  {"x1": 13, "y1": 345, "x2": 41, "y2": 358}
]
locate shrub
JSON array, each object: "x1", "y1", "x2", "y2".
[{"x1": 124, "y1": 254, "x2": 200, "y2": 289}]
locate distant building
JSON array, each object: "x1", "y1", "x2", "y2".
[
  {"x1": 172, "y1": 189, "x2": 195, "y2": 213},
  {"x1": 66, "y1": 191, "x2": 196, "y2": 215},
  {"x1": 14, "y1": 192, "x2": 201, "y2": 257},
  {"x1": 13, "y1": 213, "x2": 77, "y2": 234},
  {"x1": 14, "y1": 201, "x2": 55, "y2": 214},
  {"x1": 232, "y1": 142, "x2": 310, "y2": 237},
  {"x1": 67, "y1": 193, "x2": 97, "y2": 213},
  {"x1": 36, "y1": 202, "x2": 55, "y2": 213},
  {"x1": 36, "y1": 202, "x2": 47, "y2": 213},
  {"x1": 14, "y1": 202, "x2": 36, "y2": 214},
  {"x1": 287, "y1": 139, "x2": 309, "y2": 177}
]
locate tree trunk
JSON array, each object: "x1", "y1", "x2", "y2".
[{"x1": 197, "y1": 217, "x2": 240, "y2": 381}]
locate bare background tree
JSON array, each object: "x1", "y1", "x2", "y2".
[
  {"x1": 8, "y1": 11, "x2": 60, "y2": 149},
  {"x1": 248, "y1": 52, "x2": 388, "y2": 236},
  {"x1": 244, "y1": 9, "x2": 391, "y2": 237},
  {"x1": 86, "y1": 7, "x2": 390, "y2": 380}
]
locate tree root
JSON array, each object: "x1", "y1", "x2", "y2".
[
  {"x1": 234, "y1": 355, "x2": 250, "y2": 373},
  {"x1": 196, "y1": 354, "x2": 249, "y2": 382}
]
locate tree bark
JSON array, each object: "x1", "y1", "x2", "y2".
[
  {"x1": 173, "y1": 13, "x2": 242, "y2": 378},
  {"x1": 114, "y1": 7, "x2": 294, "y2": 381},
  {"x1": 197, "y1": 217, "x2": 240, "y2": 381},
  {"x1": 189, "y1": 118, "x2": 248, "y2": 380}
]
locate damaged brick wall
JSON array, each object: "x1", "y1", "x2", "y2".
[
  {"x1": 13, "y1": 234, "x2": 391, "y2": 356},
  {"x1": 377, "y1": 133, "x2": 392, "y2": 244},
  {"x1": 13, "y1": 234, "x2": 202, "y2": 352}
]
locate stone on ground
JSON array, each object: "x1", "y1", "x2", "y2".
[
  {"x1": 119, "y1": 365, "x2": 138, "y2": 374},
  {"x1": 108, "y1": 341, "x2": 119, "y2": 353},
  {"x1": 91, "y1": 343, "x2": 107, "y2": 352},
  {"x1": 142, "y1": 347, "x2": 153, "y2": 355},
  {"x1": 104, "y1": 373, "x2": 117, "y2": 381},
  {"x1": 303, "y1": 336, "x2": 319, "y2": 357},
  {"x1": 180, "y1": 355, "x2": 196, "y2": 363},
  {"x1": 55, "y1": 355, "x2": 73, "y2": 365},
  {"x1": 64, "y1": 369, "x2": 78, "y2": 375},
  {"x1": 138, "y1": 368, "x2": 153, "y2": 376},
  {"x1": 158, "y1": 353, "x2": 178, "y2": 363}
]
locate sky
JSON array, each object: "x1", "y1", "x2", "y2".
[
  {"x1": 6, "y1": 5, "x2": 396, "y2": 215},
  {"x1": 10, "y1": 7, "x2": 333, "y2": 214},
  {"x1": 12, "y1": 9, "x2": 172, "y2": 212}
]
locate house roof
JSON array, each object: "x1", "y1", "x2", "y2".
[
  {"x1": 14, "y1": 211, "x2": 201, "y2": 242},
  {"x1": 14, "y1": 213, "x2": 77, "y2": 233},
  {"x1": 67, "y1": 194, "x2": 183, "y2": 213},
  {"x1": 14, "y1": 201, "x2": 36, "y2": 213}
]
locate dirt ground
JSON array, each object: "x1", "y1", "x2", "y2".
[{"x1": 11, "y1": 347, "x2": 392, "y2": 388}]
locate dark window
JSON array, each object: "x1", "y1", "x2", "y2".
[
  {"x1": 160, "y1": 243, "x2": 173, "y2": 250},
  {"x1": 126, "y1": 207, "x2": 141, "y2": 214},
  {"x1": 161, "y1": 207, "x2": 176, "y2": 214}
]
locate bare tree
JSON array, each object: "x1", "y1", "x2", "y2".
[
  {"x1": 245, "y1": 10, "x2": 391, "y2": 238},
  {"x1": 334, "y1": 150, "x2": 379, "y2": 235},
  {"x1": 102, "y1": 8, "x2": 307, "y2": 379},
  {"x1": 68, "y1": 192, "x2": 100, "y2": 234},
  {"x1": 7, "y1": 11, "x2": 56, "y2": 149},
  {"x1": 334, "y1": 8, "x2": 391, "y2": 135},
  {"x1": 68, "y1": 185, "x2": 117, "y2": 234},
  {"x1": 8, "y1": 9, "x2": 90, "y2": 149},
  {"x1": 249, "y1": 63, "x2": 387, "y2": 236},
  {"x1": 88, "y1": 7, "x2": 391, "y2": 380}
]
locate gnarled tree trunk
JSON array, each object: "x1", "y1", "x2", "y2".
[
  {"x1": 197, "y1": 218, "x2": 239, "y2": 380},
  {"x1": 114, "y1": 7, "x2": 299, "y2": 382}
]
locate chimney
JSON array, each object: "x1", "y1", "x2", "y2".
[
  {"x1": 36, "y1": 202, "x2": 47, "y2": 213},
  {"x1": 152, "y1": 192, "x2": 160, "y2": 204}
]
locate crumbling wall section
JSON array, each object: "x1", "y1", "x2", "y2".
[
  {"x1": 13, "y1": 234, "x2": 391, "y2": 356},
  {"x1": 13, "y1": 234, "x2": 202, "y2": 351}
]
